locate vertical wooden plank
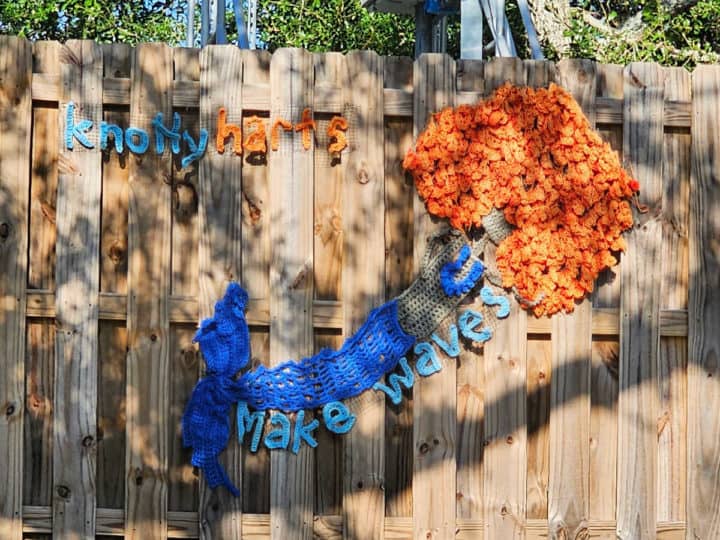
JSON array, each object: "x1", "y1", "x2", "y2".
[
  {"x1": 455, "y1": 58, "x2": 486, "y2": 524},
  {"x1": 168, "y1": 46, "x2": 201, "y2": 518},
  {"x1": 53, "y1": 39, "x2": 102, "y2": 539},
  {"x1": 383, "y1": 55, "x2": 415, "y2": 520},
  {"x1": 24, "y1": 41, "x2": 59, "y2": 514},
  {"x1": 524, "y1": 59, "x2": 556, "y2": 526},
  {"x1": 313, "y1": 52, "x2": 345, "y2": 517},
  {"x1": 687, "y1": 64, "x2": 720, "y2": 540},
  {"x1": 657, "y1": 66, "x2": 690, "y2": 526},
  {"x1": 268, "y1": 47, "x2": 315, "y2": 540},
  {"x1": 589, "y1": 63, "x2": 623, "y2": 532},
  {"x1": 240, "y1": 49, "x2": 272, "y2": 516},
  {"x1": 412, "y1": 52, "x2": 457, "y2": 540},
  {"x1": 482, "y1": 57, "x2": 527, "y2": 540},
  {"x1": 97, "y1": 42, "x2": 130, "y2": 513},
  {"x1": 618, "y1": 62, "x2": 664, "y2": 540},
  {"x1": 547, "y1": 59, "x2": 595, "y2": 539},
  {"x1": 125, "y1": 43, "x2": 173, "y2": 540},
  {"x1": 0, "y1": 35, "x2": 32, "y2": 540},
  {"x1": 197, "y1": 44, "x2": 244, "y2": 538},
  {"x1": 342, "y1": 49, "x2": 386, "y2": 540}
]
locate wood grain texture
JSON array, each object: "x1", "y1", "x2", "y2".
[
  {"x1": 0, "y1": 36, "x2": 32, "y2": 540},
  {"x1": 455, "y1": 57, "x2": 486, "y2": 523},
  {"x1": 412, "y1": 53, "x2": 457, "y2": 540},
  {"x1": 240, "y1": 49, "x2": 272, "y2": 516},
  {"x1": 341, "y1": 50, "x2": 386, "y2": 540},
  {"x1": 618, "y1": 62, "x2": 665, "y2": 540},
  {"x1": 482, "y1": 57, "x2": 527, "y2": 540},
  {"x1": 268, "y1": 48, "x2": 315, "y2": 540},
  {"x1": 383, "y1": 54, "x2": 415, "y2": 520},
  {"x1": 687, "y1": 64, "x2": 720, "y2": 540},
  {"x1": 125, "y1": 43, "x2": 173, "y2": 540},
  {"x1": 52, "y1": 39, "x2": 102, "y2": 540},
  {"x1": 547, "y1": 59, "x2": 595, "y2": 539},
  {"x1": 197, "y1": 44, "x2": 244, "y2": 540},
  {"x1": 657, "y1": 66, "x2": 690, "y2": 525}
]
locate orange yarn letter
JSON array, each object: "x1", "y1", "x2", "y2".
[
  {"x1": 216, "y1": 107, "x2": 243, "y2": 155},
  {"x1": 243, "y1": 116, "x2": 267, "y2": 154},
  {"x1": 295, "y1": 108, "x2": 316, "y2": 150},
  {"x1": 327, "y1": 116, "x2": 348, "y2": 155},
  {"x1": 270, "y1": 119, "x2": 293, "y2": 151}
]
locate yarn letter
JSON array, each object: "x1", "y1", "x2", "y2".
[
  {"x1": 480, "y1": 286, "x2": 511, "y2": 318},
  {"x1": 415, "y1": 342, "x2": 442, "y2": 376},
  {"x1": 216, "y1": 107, "x2": 243, "y2": 154},
  {"x1": 243, "y1": 116, "x2": 267, "y2": 154},
  {"x1": 327, "y1": 116, "x2": 348, "y2": 155},
  {"x1": 100, "y1": 122, "x2": 124, "y2": 153},
  {"x1": 458, "y1": 309, "x2": 492, "y2": 343},
  {"x1": 237, "y1": 402, "x2": 265, "y2": 452},
  {"x1": 322, "y1": 401, "x2": 356, "y2": 434},
  {"x1": 373, "y1": 357, "x2": 415, "y2": 405},
  {"x1": 294, "y1": 108, "x2": 316, "y2": 150},
  {"x1": 125, "y1": 127, "x2": 149, "y2": 154},
  {"x1": 182, "y1": 129, "x2": 209, "y2": 168},
  {"x1": 65, "y1": 102, "x2": 95, "y2": 149},
  {"x1": 271, "y1": 119, "x2": 293, "y2": 151},
  {"x1": 430, "y1": 324, "x2": 461, "y2": 357},
  {"x1": 439, "y1": 244, "x2": 484, "y2": 297},
  {"x1": 152, "y1": 112, "x2": 182, "y2": 155},
  {"x1": 291, "y1": 410, "x2": 320, "y2": 453},
  {"x1": 264, "y1": 413, "x2": 291, "y2": 450}
]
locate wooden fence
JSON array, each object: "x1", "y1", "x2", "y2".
[{"x1": 0, "y1": 35, "x2": 719, "y2": 539}]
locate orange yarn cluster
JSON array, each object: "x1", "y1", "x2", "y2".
[{"x1": 403, "y1": 83, "x2": 639, "y2": 316}]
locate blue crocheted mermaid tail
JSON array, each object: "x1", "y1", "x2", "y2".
[{"x1": 237, "y1": 300, "x2": 416, "y2": 411}]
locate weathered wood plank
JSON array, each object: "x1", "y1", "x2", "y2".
[
  {"x1": 547, "y1": 59, "x2": 595, "y2": 539},
  {"x1": 268, "y1": 47, "x2": 315, "y2": 540},
  {"x1": 125, "y1": 43, "x2": 173, "y2": 540},
  {"x1": 52, "y1": 39, "x2": 102, "y2": 539},
  {"x1": 455, "y1": 58, "x2": 485, "y2": 524},
  {"x1": 687, "y1": 64, "x2": 720, "y2": 540},
  {"x1": 0, "y1": 35, "x2": 32, "y2": 540},
  {"x1": 412, "y1": 52, "x2": 457, "y2": 540},
  {"x1": 341, "y1": 50, "x2": 386, "y2": 540},
  {"x1": 482, "y1": 57, "x2": 527, "y2": 540},
  {"x1": 657, "y1": 66, "x2": 690, "y2": 524},
  {"x1": 197, "y1": 44, "x2": 244, "y2": 539},
  {"x1": 618, "y1": 62, "x2": 665, "y2": 540},
  {"x1": 240, "y1": 49, "x2": 272, "y2": 516},
  {"x1": 383, "y1": 55, "x2": 415, "y2": 519}
]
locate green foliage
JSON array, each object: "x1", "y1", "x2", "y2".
[
  {"x1": 257, "y1": 0, "x2": 416, "y2": 56},
  {"x1": 566, "y1": 0, "x2": 720, "y2": 67},
  {"x1": 0, "y1": 0, "x2": 186, "y2": 44}
]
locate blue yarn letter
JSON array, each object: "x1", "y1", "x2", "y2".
[
  {"x1": 125, "y1": 127, "x2": 150, "y2": 154},
  {"x1": 100, "y1": 122, "x2": 124, "y2": 153},
  {"x1": 430, "y1": 324, "x2": 460, "y2": 357},
  {"x1": 322, "y1": 401, "x2": 356, "y2": 434},
  {"x1": 152, "y1": 112, "x2": 182, "y2": 155},
  {"x1": 439, "y1": 244, "x2": 484, "y2": 297},
  {"x1": 481, "y1": 286, "x2": 511, "y2": 318},
  {"x1": 65, "y1": 102, "x2": 95, "y2": 149},
  {"x1": 373, "y1": 357, "x2": 414, "y2": 405},
  {"x1": 237, "y1": 402, "x2": 265, "y2": 452},
  {"x1": 264, "y1": 413, "x2": 291, "y2": 450},
  {"x1": 415, "y1": 342, "x2": 442, "y2": 376},
  {"x1": 182, "y1": 129, "x2": 208, "y2": 168},
  {"x1": 459, "y1": 309, "x2": 492, "y2": 343},
  {"x1": 291, "y1": 410, "x2": 319, "y2": 453}
]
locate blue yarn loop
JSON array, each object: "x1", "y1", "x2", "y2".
[
  {"x1": 182, "y1": 283, "x2": 416, "y2": 496},
  {"x1": 439, "y1": 244, "x2": 485, "y2": 297}
]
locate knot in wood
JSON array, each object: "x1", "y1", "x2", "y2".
[
  {"x1": 82, "y1": 435, "x2": 95, "y2": 448},
  {"x1": 5, "y1": 403, "x2": 16, "y2": 416},
  {"x1": 0, "y1": 222, "x2": 10, "y2": 239},
  {"x1": 108, "y1": 241, "x2": 126, "y2": 265},
  {"x1": 358, "y1": 168, "x2": 370, "y2": 184},
  {"x1": 419, "y1": 441, "x2": 430, "y2": 454},
  {"x1": 56, "y1": 485, "x2": 71, "y2": 499},
  {"x1": 506, "y1": 435, "x2": 514, "y2": 445}
]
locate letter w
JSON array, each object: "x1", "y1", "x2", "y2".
[{"x1": 373, "y1": 357, "x2": 414, "y2": 405}]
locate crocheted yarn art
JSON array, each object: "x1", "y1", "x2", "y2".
[{"x1": 403, "y1": 83, "x2": 640, "y2": 315}]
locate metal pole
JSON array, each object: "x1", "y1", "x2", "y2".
[
  {"x1": 247, "y1": 0, "x2": 258, "y2": 49},
  {"x1": 460, "y1": 0, "x2": 484, "y2": 59},
  {"x1": 187, "y1": 0, "x2": 196, "y2": 46}
]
